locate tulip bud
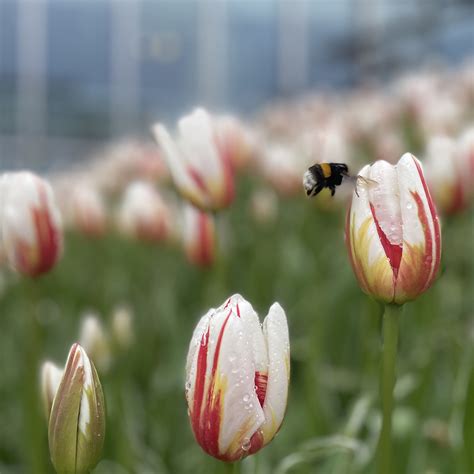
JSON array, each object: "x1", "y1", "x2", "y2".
[
  {"x1": 152, "y1": 108, "x2": 235, "y2": 211},
  {"x1": 425, "y1": 128, "x2": 474, "y2": 215},
  {"x1": 0, "y1": 171, "x2": 63, "y2": 277},
  {"x1": 182, "y1": 204, "x2": 216, "y2": 267},
  {"x1": 346, "y1": 153, "x2": 441, "y2": 304},
  {"x1": 49, "y1": 343, "x2": 105, "y2": 474},
  {"x1": 79, "y1": 314, "x2": 111, "y2": 373},
  {"x1": 111, "y1": 305, "x2": 134, "y2": 350},
  {"x1": 117, "y1": 181, "x2": 171, "y2": 242},
  {"x1": 214, "y1": 114, "x2": 256, "y2": 171},
  {"x1": 41, "y1": 361, "x2": 63, "y2": 420},
  {"x1": 69, "y1": 184, "x2": 107, "y2": 237},
  {"x1": 185, "y1": 294, "x2": 290, "y2": 461}
]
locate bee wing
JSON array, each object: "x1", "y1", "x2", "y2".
[{"x1": 355, "y1": 175, "x2": 378, "y2": 195}]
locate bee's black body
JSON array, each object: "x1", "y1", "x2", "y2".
[{"x1": 303, "y1": 163, "x2": 349, "y2": 197}]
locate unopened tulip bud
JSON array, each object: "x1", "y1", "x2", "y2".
[
  {"x1": 182, "y1": 204, "x2": 216, "y2": 267},
  {"x1": 41, "y1": 361, "x2": 63, "y2": 420},
  {"x1": 49, "y1": 343, "x2": 105, "y2": 474},
  {"x1": 186, "y1": 294, "x2": 290, "y2": 461},
  {"x1": 152, "y1": 108, "x2": 235, "y2": 211},
  {"x1": 0, "y1": 172, "x2": 63, "y2": 277},
  {"x1": 346, "y1": 153, "x2": 441, "y2": 304},
  {"x1": 79, "y1": 314, "x2": 111, "y2": 373},
  {"x1": 111, "y1": 306, "x2": 134, "y2": 350}
]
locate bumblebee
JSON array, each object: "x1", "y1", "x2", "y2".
[{"x1": 303, "y1": 162, "x2": 349, "y2": 197}]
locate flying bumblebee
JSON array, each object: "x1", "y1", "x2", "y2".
[{"x1": 303, "y1": 162, "x2": 377, "y2": 198}]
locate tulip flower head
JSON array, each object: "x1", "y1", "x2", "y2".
[
  {"x1": 0, "y1": 172, "x2": 62, "y2": 277},
  {"x1": 425, "y1": 129, "x2": 474, "y2": 215},
  {"x1": 152, "y1": 108, "x2": 235, "y2": 211},
  {"x1": 49, "y1": 343, "x2": 105, "y2": 474},
  {"x1": 41, "y1": 361, "x2": 63, "y2": 420},
  {"x1": 346, "y1": 153, "x2": 441, "y2": 304},
  {"x1": 185, "y1": 294, "x2": 290, "y2": 462},
  {"x1": 69, "y1": 184, "x2": 107, "y2": 237},
  {"x1": 117, "y1": 181, "x2": 172, "y2": 242}
]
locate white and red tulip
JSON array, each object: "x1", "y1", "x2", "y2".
[
  {"x1": 182, "y1": 204, "x2": 216, "y2": 267},
  {"x1": 0, "y1": 172, "x2": 62, "y2": 277},
  {"x1": 425, "y1": 129, "x2": 474, "y2": 215},
  {"x1": 48, "y1": 343, "x2": 105, "y2": 474},
  {"x1": 69, "y1": 184, "x2": 107, "y2": 237},
  {"x1": 117, "y1": 181, "x2": 172, "y2": 242},
  {"x1": 346, "y1": 153, "x2": 441, "y2": 304},
  {"x1": 152, "y1": 108, "x2": 235, "y2": 211},
  {"x1": 185, "y1": 294, "x2": 290, "y2": 461}
]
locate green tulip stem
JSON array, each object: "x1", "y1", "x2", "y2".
[
  {"x1": 225, "y1": 462, "x2": 241, "y2": 474},
  {"x1": 376, "y1": 303, "x2": 402, "y2": 474}
]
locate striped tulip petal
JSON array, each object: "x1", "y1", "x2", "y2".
[{"x1": 185, "y1": 295, "x2": 290, "y2": 462}]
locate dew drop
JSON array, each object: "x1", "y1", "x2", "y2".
[
  {"x1": 241, "y1": 437, "x2": 251, "y2": 451},
  {"x1": 243, "y1": 393, "x2": 250, "y2": 403}
]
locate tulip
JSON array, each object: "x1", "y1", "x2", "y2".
[
  {"x1": 41, "y1": 361, "x2": 63, "y2": 420},
  {"x1": 182, "y1": 204, "x2": 216, "y2": 267},
  {"x1": 425, "y1": 130, "x2": 474, "y2": 215},
  {"x1": 0, "y1": 172, "x2": 63, "y2": 277},
  {"x1": 185, "y1": 294, "x2": 290, "y2": 462},
  {"x1": 214, "y1": 114, "x2": 256, "y2": 171},
  {"x1": 345, "y1": 153, "x2": 441, "y2": 305},
  {"x1": 79, "y1": 314, "x2": 111, "y2": 373},
  {"x1": 152, "y1": 108, "x2": 235, "y2": 211},
  {"x1": 117, "y1": 181, "x2": 171, "y2": 242},
  {"x1": 49, "y1": 343, "x2": 105, "y2": 474},
  {"x1": 69, "y1": 185, "x2": 107, "y2": 237}
]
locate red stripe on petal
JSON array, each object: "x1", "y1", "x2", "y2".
[
  {"x1": 369, "y1": 203, "x2": 403, "y2": 278},
  {"x1": 193, "y1": 311, "x2": 233, "y2": 458},
  {"x1": 191, "y1": 327, "x2": 209, "y2": 441},
  {"x1": 16, "y1": 189, "x2": 61, "y2": 277},
  {"x1": 411, "y1": 191, "x2": 434, "y2": 292},
  {"x1": 187, "y1": 166, "x2": 208, "y2": 194},
  {"x1": 254, "y1": 372, "x2": 268, "y2": 407},
  {"x1": 413, "y1": 157, "x2": 441, "y2": 283}
]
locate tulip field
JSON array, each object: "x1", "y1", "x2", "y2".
[{"x1": 0, "y1": 63, "x2": 474, "y2": 474}]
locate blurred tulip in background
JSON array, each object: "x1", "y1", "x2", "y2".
[
  {"x1": 152, "y1": 108, "x2": 235, "y2": 211},
  {"x1": 40, "y1": 361, "x2": 63, "y2": 420},
  {"x1": 0, "y1": 172, "x2": 63, "y2": 277},
  {"x1": 117, "y1": 181, "x2": 172, "y2": 242}
]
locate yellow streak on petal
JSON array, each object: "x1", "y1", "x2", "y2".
[{"x1": 350, "y1": 215, "x2": 395, "y2": 303}]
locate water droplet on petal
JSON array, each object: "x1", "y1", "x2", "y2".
[{"x1": 241, "y1": 437, "x2": 251, "y2": 451}]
